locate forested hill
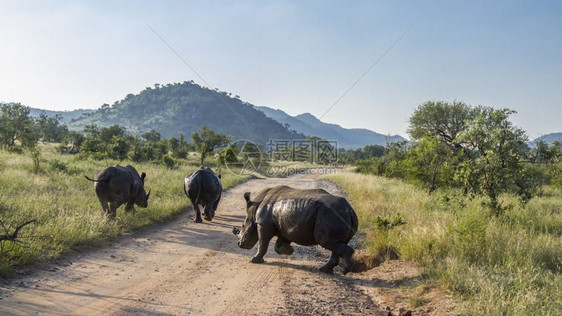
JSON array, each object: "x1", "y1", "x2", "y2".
[{"x1": 67, "y1": 82, "x2": 305, "y2": 144}]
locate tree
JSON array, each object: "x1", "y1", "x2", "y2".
[
  {"x1": 218, "y1": 143, "x2": 240, "y2": 166},
  {"x1": 99, "y1": 125, "x2": 126, "y2": 143},
  {"x1": 36, "y1": 112, "x2": 68, "y2": 142},
  {"x1": 408, "y1": 100, "x2": 478, "y2": 148},
  {"x1": 0, "y1": 103, "x2": 38, "y2": 149},
  {"x1": 363, "y1": 145, "x2": 385, "y2": 158},
  {"x1": 404, "y1": 136, "x2": 453, "y2": 193},
  {"x1": 191, "y1": 126, "x2": 231, "y2": 164},
  {"x1": 59, "y1": 131, "x2": 85, "y2": 154},
  {"x1": 142, "y1": 130, "x2": 161, "y2": 143},
  {"x1": 108, "y1": 135, "x2": 131, "y2": 161},
  {"x1": 457, "y1": 108, "x2": 530, "y2": 213},
  {"x1": 83, "y1": 124, "x2": 100, "y2": 139}
]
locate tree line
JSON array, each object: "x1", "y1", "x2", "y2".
[
  {"x1": 3, "y1": 100, "x2": 560, "y2": 212},
  {"x1": 0, "y1": 103, "x2": 233, "y2": 169},
  {"x1": 345, "y1": 101, "x2": 561, "y2": 214}
]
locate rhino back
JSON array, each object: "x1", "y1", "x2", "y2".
[
  {"x1": 185, "y1": 169, "x2": 222, "y2": 204},
  {"x1": 269, "y1": 198, "x2": 318, "y2": 245},
  {"x1": 258, "y1": 186, "x2": 357, "y2": 246},
  {"x1": 94, "y1": 166, "x2": 134, "y2": 201}
]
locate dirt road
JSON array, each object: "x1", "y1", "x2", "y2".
[{"x1": 0, "y1": 174, "x2": 453, "y2": 315}]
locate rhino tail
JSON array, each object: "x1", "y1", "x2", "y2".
[
  {"x1": 84, "y1": 174, "x2": 111, "y2": 183},
  {"x1": 195, "y1": 176, "x2": 202, "y2": 203},
  {"x1": 348, "y1": 206, "x2": 358, "y2": 238}
]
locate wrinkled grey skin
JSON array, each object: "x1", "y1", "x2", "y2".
[
  {"x1": 233, "y1": 185, "x2": 358, "y2": 274},
  {"x1": 184, "y1": 167, "x2": 222, "y2": 223},
  {"x1": 85, "y1": 165, "x2": 150, "y2": 218}
]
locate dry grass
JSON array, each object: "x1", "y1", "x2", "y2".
[
  {"x1": 0, "y1": 144, "x2": 250, "y2": 276},
  {"x1": 325, "y1": 171, "x2": 561, "y2": 315}
]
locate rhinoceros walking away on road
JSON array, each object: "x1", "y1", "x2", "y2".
[
  {"x1": 184, "y1": 167, "x2": 222, "y2": 223},
  {"x1": 85, "y1": 165, "x2": 150, "y2": 217},
  {"x1": 233, "y1": 185, "x2": 358, "y2": 274}
]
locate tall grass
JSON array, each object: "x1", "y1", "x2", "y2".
[
  {"x1": 0, "y1": 144, "x2": 250, "y2": 276},
  {"x1": 326, "y1": 172, "x2": 561, "y2": 315}
]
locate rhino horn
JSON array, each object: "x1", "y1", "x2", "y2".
[
  {"x1": 232, "y1": 226, "x2": 240, "y2": 235},
  {"x1": 147, "y1": 189, "x2": 151, "y2": 200}
]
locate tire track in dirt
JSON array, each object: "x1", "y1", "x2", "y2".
[{"x1": 0, "y1": 173, "x2": 386, "y2": 315}]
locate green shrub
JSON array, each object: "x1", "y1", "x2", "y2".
[{"x1": 326, "y1": 172, "x2": 561, "y2": 315}]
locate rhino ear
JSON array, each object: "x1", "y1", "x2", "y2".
[
  {"x1": 218, "y1": 174, "x2": 221, "y2": 179},
  {"x1": 243, "y1": 192, "x2": 251, "y2": 203},
  {"x1": 141, "y1": 172, "x2": 146, "y2": 181}
]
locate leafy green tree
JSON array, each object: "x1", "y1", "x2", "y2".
[
  {"x1": 108, "y1": 135, "x2": 131, "y2": 161},
  {"x1": 408, "y1": 100, "x2": 478, "y2": 148},
  {"x1": 218, "y1": 143, "x2": 239, "y2": 166},
  {"x1": 83, "y1": 124, "x2": 100, "y2": 139},
  {"x1": 169, "y1": 134, "x2": 191, "y2": 159},
  {"x1": 191, "y1": 126, "x2": 231, "y2": 164},
  {"x1": 81, "y1": 138, "x2": 105, "y2": 158},
  {"x1": 529, "y1": 140, "x2": 561, "y2": 163},
  {"x1": 142, "y1": 130, "x2": 161, "y2": 143},
  {"x1": 363, "y1": 145, "x2": 385, "y2": 158},
  {"x1": 551, "y1": 160, "x2": 562, "y2": 189},
  {"x1": 457, "y1": 108, "x2": 530, "y2": 213},
  {"x1": 0, "y1": 103, "x2": 38, "y2": 149},
  {"x1": 404, "y1": 136, "x2": 453, "y2": 193},
  {"x1": 58, "y1": 131, "x2": 85, "y2": 154},
  {"x1": 99, "y1": 125, "x2": 126, "y2": 143},
  {"x1": 36, "y1": 112, "x2": 68, "y2": 142}
]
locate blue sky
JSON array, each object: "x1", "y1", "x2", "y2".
[{"x1": 1, "y1": 1, "x2": 560, "y2": 138}]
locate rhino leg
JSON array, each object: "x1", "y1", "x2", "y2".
[
  {"x1": 192, "y1": 202, "x2": 202, "y2": 223},
  {"x1": 109, "y1": 201, "x2": 119, "y2": 218},
  {"x1": 319, "y1": 253, "x2": 340, "y2": 274},
  {"x1": 252, "y1": 224, "x2": 274, "y2": 264},
  {"x1": 99, "y1": 200, "x2": 111, "y2": 217},
  {"x1": 203, "y1": 204, "x2": 213, "y2": 221},
  {"x1": 274, "y1": 237, "x2": 294, "y2": 255},
  {"x1": 211, "y1": 198, "x2": 220, "y2": 218},
  {"x1": 125, "y1": 202, "x2": 136, "y2": 213},
  {"x1": 322, "y1": 242, "x2": 354, "y2": 275}
]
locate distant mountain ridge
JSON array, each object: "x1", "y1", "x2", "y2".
[
  {"x1": 255, "y1": 106, "x2": 405, "y2": 148},
  {"x1": 17, "y1": 82, "x2": 406, "y2": 148},
  {"x1": 65, "y1": 82, "x2": 306, "y2": 144},
  {"x1": 531, "y1": 133, "x2": 562, "y2": 145}
]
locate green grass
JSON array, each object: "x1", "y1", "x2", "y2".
[
  {"x1": 325, "y1": 171, "x2": 561, "y2": 316},
  {"x1": 0, "y1": 144, "x2": 251, "y2": 276}
]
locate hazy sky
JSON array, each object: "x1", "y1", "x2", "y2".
[{"x1": 1, "y1": 1, "x2": 560, "y2": 138}]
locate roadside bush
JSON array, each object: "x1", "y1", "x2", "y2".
[
  {"x1": 326, "y1": 172, "x2": 561, "y2": 315},
  {"x1": 162, "y1": 156, "x2": 176, "y2": 169}
]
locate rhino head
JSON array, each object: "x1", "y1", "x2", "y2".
[
  {"x1": 135, "y1": 172, "x2": 151, "y2": 208},
  {"x1": 233, "y1": 191, "x2": 259, "y2": 249}
]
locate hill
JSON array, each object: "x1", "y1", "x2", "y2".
[
  {"x1": 28, "y1": 108, "x2": 95, "y2": 123},
  {"x1": 255, "y1": 106, "x2": 406, "y2": 148},
  {"x1": 532, "y1": 132, "x2": 562, "y2": 144},
  {"x1": 67, "y1": 82, "x2": 305, "y2": 144}
]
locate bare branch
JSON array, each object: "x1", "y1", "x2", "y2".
[{"x1": 0, "y1": 220, "x2": 37, "y2": 242}]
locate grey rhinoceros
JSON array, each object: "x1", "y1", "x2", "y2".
[
  {"x1": 85, "y1": 165, "x2": 150, "y2": 217},
  {"x1": 233, "y1": 185, "x2": 358, "y2": 274},
  {"x1": 184, "y1": 167, "x2": 222, "y2": 223}
]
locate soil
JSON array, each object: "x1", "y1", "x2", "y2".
[{"x1": 0, "y1": 173, "x2": 458, "y2": 315}]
